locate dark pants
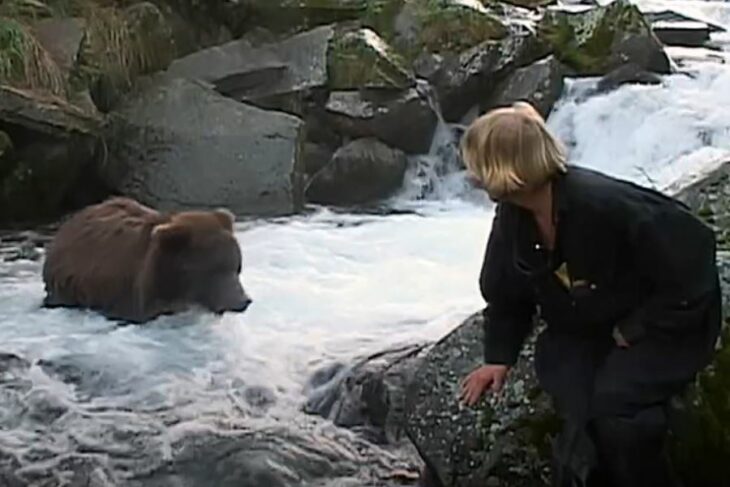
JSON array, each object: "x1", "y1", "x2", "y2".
[{"x1": 536, "y1": 329, "x2": 712, "y2": 487}]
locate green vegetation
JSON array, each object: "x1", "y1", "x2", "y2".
[
  {"x1": 538, "y1": 0, "x2": 649, "y2": 74},
  {"x1": 411, "y1": 0, "x2": 507, "y2": 54},
  {"x1": 327, "y1": 26, "x2": 414, "y2": 90},
  {"x1": 0, "y1": 16, "x2": 64, "y2": 95}
]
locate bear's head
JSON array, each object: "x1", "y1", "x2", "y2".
[{"x1": 148, "y1": 208, "x2": 251, "y2": 315}]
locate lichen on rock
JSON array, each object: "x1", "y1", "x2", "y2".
[
  {"x1": 327, "y1": 25, "x2": 415, "y2": 90},
  {"x1": 538, "y1": 0, "x2": 670, "y2": 75},
  {"x1": 395, "y1": 0, "x2": 508, "y2": 57}
]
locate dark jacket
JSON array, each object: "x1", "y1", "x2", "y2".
[{"x1": 480, "y1": 165, "x2": 721, "y2": 366}]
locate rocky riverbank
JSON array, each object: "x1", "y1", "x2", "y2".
[{"x1": 0, "y1": 0, "x2": 710, "y2": 225}]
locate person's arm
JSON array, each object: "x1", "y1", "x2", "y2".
[
  {"x1": 615, "y1": 202, "x2": 719, "y2": 343},
  {"x1": 480, "y1": 206, "x2": 536, "y2": 365}
]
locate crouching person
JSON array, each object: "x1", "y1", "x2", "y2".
[{"x1": 458, "y1": 102, "x2": 722, "y2": 487}]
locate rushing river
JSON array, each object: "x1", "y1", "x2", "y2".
[{"x1": 1, "y1": 1, "x2": 730, "y2": 485}]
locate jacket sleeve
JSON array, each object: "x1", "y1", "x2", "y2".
[
  {"x1": 480, "y1": 206, "x2": 537, "y2": 365},
  {"x1": 615, "y1": 201, "x2": 719, "y2": 343}
]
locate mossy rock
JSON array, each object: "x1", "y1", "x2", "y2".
[
  {"x1": 72, "y1": 1, "x2": 175, "y2": 111},
  {"x1": 327, "y1": 26, "x2": 415, "y2": 90},
  {"x1": 538, "y1": 0, "x2": 669, "y2": 75},
  {"x1": 0, "y1": 16, "x2": 65, "y2": 96},
  {"x1": 669, "y1": 324, "x2": 730, "y2": 487},
  {"x1": 243, "y1": 0, "x2": 371, "y2": 35},
  {"x1": 393, "y1": 0, "x2": 508, "y2": 57}
]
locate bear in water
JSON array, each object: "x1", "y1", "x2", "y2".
[{"x1": 42, "y1": 197, "x2": 252, "y2": 323}]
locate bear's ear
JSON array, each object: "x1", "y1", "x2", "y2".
[
  {"x1": 213, "y1": 208, "x2": 235, "y2": 232},
  {"x1": 152, "y1": 222, "x2": 191, "y2": 250}
]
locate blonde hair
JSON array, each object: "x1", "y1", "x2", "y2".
[{"x1": 460, "y1": 101, "x2": 567, "y2": 199}]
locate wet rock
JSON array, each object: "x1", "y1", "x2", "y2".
[
  {"x1": 4, "y1": 240, "x2": 42, "y2": 262},
  {"x1": 103, "y1": 75, "x2": 305, "y2": 216},
  {"x1": 304, "y1": 343, "x2": 431, "y2": 445},
  {"x1": 127, "y1": 423, "x2": 416, "y2": 487},
  {"x1": 538, "y1": 0, "x2": 671, "y2": 76},
  {"x1": 595, "y1": 62, "x2": 663, "y2": 94},
  {"x1": 325, "y1": 86, "x2": 438, "y2": 154},
  {"x1": 426, "y1": 31, "x2": 550, "y2": 122},
  {"x1": 404, "y1": 313, "x2": 554, "y2": 487},
  {"x1": 25, "y1": 388, "x2": 69, "y2": 424},
  {"x1": 483, "y1": 55, "x2": 567, "y2": 118},
  {"x1": 652, "y1": 21, "x2": 711, "y2": 48},
  {"x1": 306, "y1": 138, "x2": 408, "y2": 206}
]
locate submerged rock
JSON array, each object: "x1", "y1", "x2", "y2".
[
  {"x1": 595, "y1": 62, "x2": 662, "y2": 94},
  {"x1": 306, "y1": 138, "x2": 408, "y2": 206},
  {"x1": 103, "y1": 75, "x2": 305, "y2": 216},
  {"x1": 304, "y1": 343, "x2": 431, "y2": 445}
]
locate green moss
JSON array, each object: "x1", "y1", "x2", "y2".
[
  {"x1": 327, "y1": 26, "x2": 414, "y2": 90},
  {"x1": 670, "y1": 325, "x2": 730, "y2": 486},
  {"x1": 244, "y1": 0, "x2": 371, "y2": 35},
  {"x1": 408, "y1": 0, "x2": 507, "y2": 55},
  {"x1": 0, "y1": 16, "x2": 65, "y2": 95},
  {"x1": 538, "y1": 0, "x2": 650, "y2": 75}
]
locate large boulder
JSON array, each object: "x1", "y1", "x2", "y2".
[
  {"x1": 103, "y1": 75, "x2": 305, "y2": 216},
  {"x1": 327, "y1": 26, "x2": 415, "y2": 91},
  {"x1": 167, "y1": 24, "x2": 415, "y2": 110},
  {"x1": 166, "y1": 25, "x2": 333, "y2": 107},
  {"x1": 404, "y1": 313, "x2": 554, "y2": 487},
  {"x1": 424, "y1": 31, "x2": 550, "y2": 122},
  {"x1": 388, "y1": 0, "x2": 508, "y2": 56},
  {"x1": 538, "y1": 0, "x2": 671, "y2": 76},
  {"x1": 305, "y1": 138, "x2": 408, "y2": 205},
  {"x1": 482, "y1": 55, "x2": 567, "y2": 119},
  {"x1": 325, "y1": 85, "x2": 438, "y2": 154}
]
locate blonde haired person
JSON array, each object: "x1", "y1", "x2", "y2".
[{"x1": 457, "y1": 102, "x2": 721, "y2": 487}]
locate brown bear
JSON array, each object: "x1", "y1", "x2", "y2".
[{"x1": 42, "y1": 197, "x2": 252, "y2": 323}]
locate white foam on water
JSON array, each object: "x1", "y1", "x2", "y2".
[{"x1": 548, "y1": 63, "x2": 730, "y2": 190}]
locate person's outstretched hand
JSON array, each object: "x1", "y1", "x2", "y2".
[{"x1": 459, "y1": 364, "x2": 509, "y2": 406}]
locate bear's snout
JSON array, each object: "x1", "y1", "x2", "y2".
[{"x1": 230, "y1": 297, "x2": 253, "y2": 313}]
